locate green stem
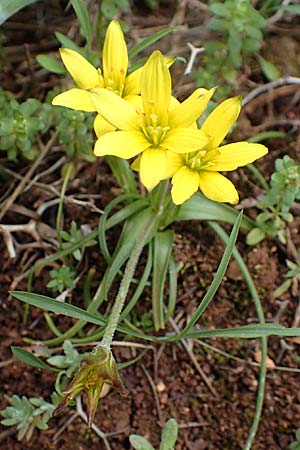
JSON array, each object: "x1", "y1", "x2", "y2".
[
  {"x1": 209, "y1": 222, "x2": 267, "y2": 450},
  {"x1": 56, "y1": 162, "x2": 74, "y2": 250},
  {"x1": 100, "y1": 218, "x2": 156, "y2": 350}
]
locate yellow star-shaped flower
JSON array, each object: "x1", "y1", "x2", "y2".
[
  {"x1": 162, "y1": 97, "x2": 268, "y2": 204},
  {"x1": 52, "y1": 21, "x2": 148, "y2": 135},
  {"x1": 90, "y1": 50, "x2": 215, "y2": 191}
]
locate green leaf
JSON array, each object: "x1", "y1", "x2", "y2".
[
  {"x1": 70, "y1": 0, "x2": 92, "y2": 50},
  {"x1": 11, "y1": 291, "x2": 144, "y2": 341},
  {"x1": 54, "y1": 32, "x2": 84, "y2": 54},
  {"x1": 160, "y1": 418, "x2": 178, "y2": 450},
  {"x1": 179, "y1": 212, "x2": 242, "y2": 337},
  {"x1": 273, "y1": 279, "x2": 292, "y2": 298},
  {"x1": 0, "y1": 0, "x2": 40, "y2": 25},
  {"x1": 11, "y1": 347, "x2": 59, "y2": 372},
  {"x1": 152, "y1": 230, "x2": 174, "y2": 331},
  {"x1": 36, "y1": 55, "x2": 66, "y2": 74},
  {"x1": 11, "y1": 291, "x2": 106, "y2": 326},
  {"x1": 176, "y1": 193, "x2": 255, "y2": 231},
  {"x1": 282, "y1": 5, "x2": 300, "y2": 14},
  {"x1": 209, "y1": 3, "x2": 230, "y2": 17},
  {"x1": 185, "y1": 323, "x2": 300, "y2": 339},
  {"x1": 247, "y1": 131, "x2": 287, "y2": 143},
  {"x1": 129, "y1": 435, "x2": 155, "y2": 450},
  {"x1": 106, "y1": 156, "x2": 138, "y2": 195},
  {"x1": 246, "y1": 227, "x2": 266, "y2": 246},
  {"x1": 102, "y1": 207, "x2": 158, "y2": 298},
  {"x1": 128, "y1": 27, "x2": 174, "y2": 59},
  {"x1": 256, "y1": 55, "x2": 281, "y2": 81}
]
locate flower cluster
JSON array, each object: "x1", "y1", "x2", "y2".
[{"x1": 53, "y1": 20, "x2": 268, "y2": 205}]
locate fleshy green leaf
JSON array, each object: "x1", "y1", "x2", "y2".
[
  {"x1": 256, "y1": 55, "x2": 281, "y2": 81},
  {"x1": 11, "y1": 347, "x2": 59, "y2": 371},
  {"x1": 160, "y1": 418, "x2": 178, "y2": 450},
  {"x1": 36, "y1": 55, "x2": 66, "y2": 74},
  {"x1": 246, "y1": 227, "x2": 266, "y2": 246},
  {"x1": 129, "y1": 435, "x2": 155, "y2": 450}
]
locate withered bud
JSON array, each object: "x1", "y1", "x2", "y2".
[{"x1": 54, "y1": 346, "x2": 126, "y2": 426}]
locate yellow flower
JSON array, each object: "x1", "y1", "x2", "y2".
[
  {"x1": 90, "y1": 50, "x2": 215, "y2": 191},
  {"x1": 163, "y1": 97, "x2": 268, "y2": 205},
  {"x1": 52, "y1": 21, "x2": 147, "y2": 135}
]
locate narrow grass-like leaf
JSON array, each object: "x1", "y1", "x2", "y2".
[
  {"x1": 165, "y1": 256, "x2": 177, "y2": 322},
  {"x1": 281, "y1": 5, "x2": 300, "y2": 14},
  {"x1": 128, "y1": 27, "x2": 174, "y2": 59},
  {"x1": 209, "y1": 221, "x2": 267, "y2": 450},
  {"x1": 179, "y1": 212, "x2": 242, "y2": 337},
  {"x1": 70, "y1": 0, "x2": 92, "y2": 50},
  {"x1": 106, "y1": 156, "x2": 138, "y2": 195},
  {"x1": 99, "y1": 194, "x2": 148, "y2": 263},
  {"x1": 247, "y1": 131, "x2": 287, "y2": 143},
  {"x1": 11, "y1": 347, "x2": 59, "y2": 372},
  {"x1": 152, "y1": 230, "x2": 174, "y2": 331},
  {"x1": 11, "y1": 291, "x2": 106, "y2": 326},
  {"x1": 0, "y1": 0, "x2": 40, "y2": 25},
  {"x1": 184, "y1": 323, "x2": 300, "y2": 339},
  {"x1": 11, "y1": 291, "x2": 145, "y2": 341},
  {"x1": 36, "y1": 55, "x2": 66, "y2": 74},
  {"x1": 177, "y1": 193, "x2": 255, "y2": 230},
  {"x1": 54, "y1": 31, "x2": 84, "y2": 54}
]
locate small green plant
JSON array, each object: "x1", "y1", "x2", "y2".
[
  {"x1": 47, "y1": 339, "x2": 86, "y2": 377},
  {"x1": 61, "y1": 220, "x2": 97, "y2": 261},
  {"x1": 247, "y1": 155, "x2": 300, "y2": 245},
  {"x1": 194, "y1": 0, "x2": 280, "y2": 98},
  {"x1": 274, "y1": 255, "x2": 300, "y2": 298},
  {"x1": 0, "y1": 90, "x2": 45, "y2": 160},
  {"x1": 289, "y1": 428, "x2": 300, "y2": 450},
  {"x1": 129, "y1": 418, "x2": 178, "y2": 450},
  {"x1": 209, "y1": 0, "x2": 266, "y2": 68},
  {"x1": 0, "y1": 395, "x2": 55, "y2": 441},
  {"x1": 0, "y1": 88, "x2": 94, "y2": 164},
  {"x1": 47, "y1": 266, "x2": 76, "y2": 293}
]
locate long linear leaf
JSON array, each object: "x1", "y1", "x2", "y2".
[
  {"x1": 128, "y1": 27, "x2": 174, "y2": 59},
  {"x1": 179, "y1": 211, "x2": 243, "y2": 337},
  {"x1": 185, "y1": 323, "x2": 300, "y2": 339},
  {"x1": 11, "y1": 291, "x2": 106, "y2": 326},
  {"x1": 11, "y1": 291, "x2": 145, "y2": 341},
  {"x1": 0, "y1": 0, "x2": 40, "y2": 25},
  {"x1": 54, "y1": 31, "x2": 84, "y2": 54},
  {"x1": 177, "y1": 193, "x2": 255, "y2": 230},
  {"x1": 70, "y1": 0, "x2": 92, "y2": 50},
  {"x1": 152, "y1": 230, "x2": 174, "y2": 331}
]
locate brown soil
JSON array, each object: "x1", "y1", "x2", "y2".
[{"x1": 1, "y1": 2, "x2": 300, "y2": 450}]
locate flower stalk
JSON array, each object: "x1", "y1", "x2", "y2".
[{"x1": 100, "y1": 216, "x2": 157, "y2": 349}]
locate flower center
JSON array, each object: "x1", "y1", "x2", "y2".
[
  {"x1": 104, "y1": 67, "x2": 126, "y2": 96},
  {"x1": 186, "y1": 150, "x2": 207, "y2": 170},
  {"x1": 138, "y1": 112, "x2": 170, "y2": 146}
]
